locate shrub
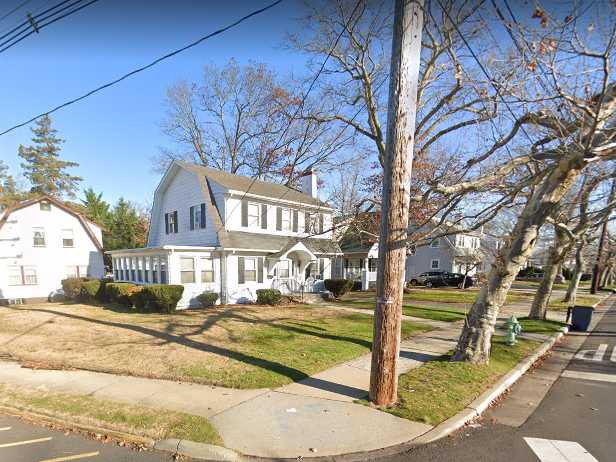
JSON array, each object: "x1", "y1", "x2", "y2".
[
  {"x1": 96, "y1": 277, "x2": 114, "y2": 302},
  {"x1": 324, "y1": 279, "x2": 353, "y2": 298},
  {"x1": 61, "y1": 277, "x2": 88, "y2": 300},
  {"x1": 580, "y1": 273, "x2": 592, "y2": 281},
  {"x1": 80, "y1": 279, "x2": 102, "y2": 301},
  {"x1": 129, "y1": 286, "x2": 147, "y2": 310},
  {"x1": 106, "y1": 283, "x2": 137, "y2": 307},
  {"x1": 197, "y1": 292, "x2": 219, "y2": 308},
  {"x1": 256, "y1": 289, "x2": 282, "y2": 305},
  {"x1": 351, "y1": 280, "x2": 362, "y2": 291},
  {"x1": 141, "y1": 285, "x2": 184, "y2": 313},
  {"x1": 518, "y1": 266, "x2": 543, "y2": 278}
]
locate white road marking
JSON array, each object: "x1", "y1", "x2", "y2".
[
  {"x1": 0, "y1": 436, "x2": 52, "y2": 448},
  {"x1": 524, "y1": 437, "x2": 599, "y2": 462},
  {"x1": 0, "y1": 427, "x2": 11, "y2": 431},
  {"x1": 39, "y1": 451, "x2": 100, "y2": 462},
  {"x1": 611, "y1": 346, "x2": 616, "y2": 362},
  {"x1": 575, "y1": 344, "x2": 608, "y2": 362},
  {"x1": 562, "y1": 370, "x2": 616, "y2": 383}
]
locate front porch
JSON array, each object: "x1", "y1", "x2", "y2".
[
  {"x1": 108, "y1": 243, "x2": 335, "y2": 307},
  {"x1": 336, "y1": 255, "x2": 379, "y2": 290}
]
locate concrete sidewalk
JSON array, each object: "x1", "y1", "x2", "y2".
[
  {"x1": 0, "y1": 294, "x2": 579, "y2": 459},
  {"x1": 0, "y1": 316, "x2": 463, "y2": 458}
]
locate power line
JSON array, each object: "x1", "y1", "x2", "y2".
[
  {"x1": 0, "y1": 0, "x2": 284, "y2": 137},
  {"x1": 0, "y1": 0, "x2": 98, "y2": 54},
  {"x1": 0, "y1": 0, "x2": 31, "y2": 23},
  {"x1": 434, "y1": 0, "x2": 538, "y2": 148},
  {"x1": 0, "y1": 0, "x2": 75, "y2": 44}
]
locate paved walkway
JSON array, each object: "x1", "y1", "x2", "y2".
[{"x1": 0, "y1": 292, "x2": 589, "y2": 459}]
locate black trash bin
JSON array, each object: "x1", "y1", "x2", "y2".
[{"x1": 569, "y1": 305, "x2": 594, "y2": 331}]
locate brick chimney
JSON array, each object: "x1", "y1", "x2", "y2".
[{"x1": 300, "y1": 169, "x2": 318, "y2": 198}]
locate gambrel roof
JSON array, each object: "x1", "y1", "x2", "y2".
[{"x1": 0, "y1": 195, "x2": 103, "y2": 250}]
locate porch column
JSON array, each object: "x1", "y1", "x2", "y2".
[{"x1": 156, "y1": 255, "x2": 162, "y2": 284}]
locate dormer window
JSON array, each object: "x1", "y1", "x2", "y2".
[
  {"x1": 190, "y1": 204, "x2": 206, "y2": 230},
  {"x1": 39, "y1": 201, "x2": 51, "y2": 211},
  {"x1": 165, "y1": 211, "x2": 178, "y2": 234},
  {"x1": 430, "y1": 238, "x2": 440, "y2": 248}
]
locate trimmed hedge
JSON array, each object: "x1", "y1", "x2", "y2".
[
  {"x1": 106, "y1": 283, "x2": 137, "y2": 307},
  {"x1": 80, "y1": 279, "x2": 102, "y2": 301},
  {"x1": 256, "y1": 289, "x2": 282, "y2": 305},
  {"x1": 96, "y1": 277, "x2": 114, "y2": 302},
  {"x1": 197, "y1": 292, "x2": 219, "y2": 308},
  {"x1": 140, "y1": 285, "x2": 184, "y2": 313},
  {"x1": 324, "y1": 279, "x2": 353, "y2": 298},
  {"x1": 61, "y1": 277, "x2": 89, "y2": 300}
]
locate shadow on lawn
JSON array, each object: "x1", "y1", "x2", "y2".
[{"x1": 4, "y1": 305, "x2": 371, "y2": 396}]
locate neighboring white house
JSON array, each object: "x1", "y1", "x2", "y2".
[
  {"x1": 0, "y1": 195, "x2": 105, "y2": 304},
  {"x1": 335, "y1": 214, "x2": 487, "y2": 288},
  {"x1": 107, "y1": 161, "x2": 342, "y2": 308}
]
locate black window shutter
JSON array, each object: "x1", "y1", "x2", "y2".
[
  {"x1": 261, "y1": 204, "x2": 267, "y2": 229},
  {"x1": 238, "y1": 257, "x2": 245, "y2": 284},
  {"x1": 319, "y1": 258, "x2": 325, "y2": 276},
  {"x1": 257, "y1": 257, "x2": 264, "y2": 283},
  {"x1": 173, "y1": 211, "x2": 178, "y2": 233},
  {"x1": 276, "y1": 207, "x2": 282, "y2": 231},
  {"x1": 200, "y1": 203, "x2": 206, "y2": 228},
  {"x1": 241, "y1": 200, "x2": 248, "y2": 227},
  {"x1": 305, "y1": 212, "x2": 311, "y2": 233},
  {"x1": 164, "y1": 213, "x2": 169, "y2": 234},
  {"x1": 292, "y1": 210, "x2": 298, "y2": 232},
  {"x1": 190, "y1": 206, "x2": 195, "y2": 230},
  {"x1": 319, "y1": 214, "x2": 324, "y2": 234}
]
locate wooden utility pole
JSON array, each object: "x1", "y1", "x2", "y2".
[
  {"x1": 591, "y1": 177, "x2": 616, "y2": 294},
  {"x1": 369, "y1": 0, "x2": 424, "y2": 406}
]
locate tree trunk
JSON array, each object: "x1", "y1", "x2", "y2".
[
  {"x1": 452, "y1": 154, "x2": 586, "y2": 364},
  {"x1": 564, "y1": 242, "x2": 585, "y2": 304},
  {"x1": 528, "y1": 227, "x2": 570, "y2": 320}
]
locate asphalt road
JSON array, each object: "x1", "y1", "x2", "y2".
[
  {"x1": 378, "y1": 300, "x2": 616, "y2": 462},
  {"x1": 0, "y1": 414, "x2": 172, "y2": 462}
]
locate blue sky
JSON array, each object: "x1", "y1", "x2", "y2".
[{"x1": 0, "y1": 0, "x2": 308, "y2": 206}]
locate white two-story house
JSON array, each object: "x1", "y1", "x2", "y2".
[
  {"x1": 107, "y1": 161, "x2": 341, "y2": 308},
  {"x1": 336, "y1": 214, "x2": 487, "y2": 288},
  {"x1": 0, "y1": 195, "x2": 105, "y2": 304}
]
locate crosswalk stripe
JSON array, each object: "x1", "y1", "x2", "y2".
[
  {"x1": 0, "y1": 427, "x2": 11, "y2": 431},
  {"x1": 562, "y1": 370, "x2": 616, "y2": 383},
  {"x1": 524, "y1": 437, "x2": 598, "y2": 461},
  {"x1": 0, "y1": 437, "x2": 53, "y2": 448},
  {"x1": 39, "y1": 451, "x2": 100, "y2": 462}
]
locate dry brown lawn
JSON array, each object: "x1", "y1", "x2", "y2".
[{"x1": 0, "y1": 303, "x2": 430, "y2": 388}]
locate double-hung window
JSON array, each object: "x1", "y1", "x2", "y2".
[
  {"x1": 62, "y1": 229, "x2": 74, "y2": 247},
  {"x1": 9, "y1": 266, "x2": 37, "y2": 285},
  {"x1": 201, "y1": 258, "x2": 215, "y2": 283},
  {"x1": 165, "y1": 211, "x2": 178, "y2": 234},
  {"x1": 281, "y1": 209, "x2": 291, "y2": 231},
  {"x1": 247, "y1": 202, "x2": 260, "y2": 227},
  {"x1": 190, "y1": 204, "x2": 206, "y2": 230},
  {"x1": 32, "y1": 228, "x2": 45, "y2": 247},
  {"x1": 278, "y1": 260, "x2": 290, "y2": 278},
  {"x1": 244, "y1": 258, "x2": 257, "y2": 282},
  {"x1": 180, "y1": 257, "x2": 195, "y2": 283},
  {"x1": 430, "y1": 238, "x2": 440, "y2": 248},
  {"x1": 431, "y1": 259, "x2": 440, "y2": 269}
]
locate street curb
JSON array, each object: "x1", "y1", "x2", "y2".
[
  {"x1": 0, "y1": 404, "x2": 155, "y2": 448},
  {"x1": 155, "y1": 439, "x2": 244, "y2": 461},
  {"x1": 412, "y1": 325, "x2": 568, "y2": 445}
]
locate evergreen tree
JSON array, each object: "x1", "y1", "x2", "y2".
[
  {"x1": 0, "y1": 160, "x2": 23, "y2": 209},
  {"x1": 106, "y1": 197, "x2": 149, "y2": 251},
  {"x1": 81, "y1": 187, "x2": 110, "y2": 225},
  {"x1": 18, "y1": 115, "x2": 82, "y2": 198}
]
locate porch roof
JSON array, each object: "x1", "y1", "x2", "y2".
[
  {"x1": 221, "y1": 231, "x2": 342, "y2": 255},
  {"x1": 106, "y1": 245, "x2": 216, "y2": 255}
]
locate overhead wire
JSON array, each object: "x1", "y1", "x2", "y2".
[{"x1": 0, "y1": 0, "x2": 285, "y2": 136}]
